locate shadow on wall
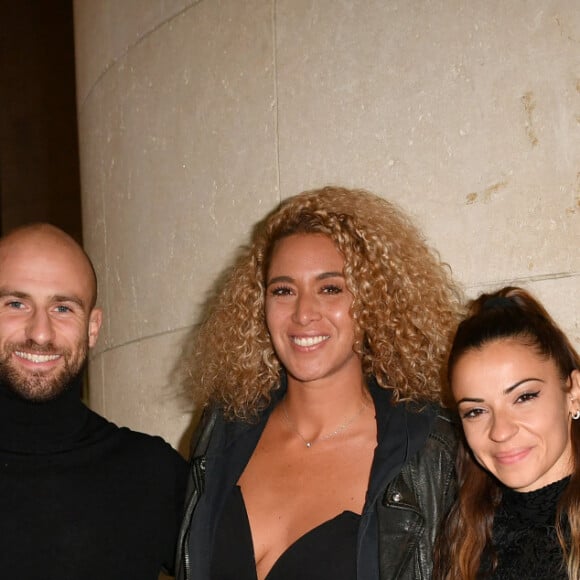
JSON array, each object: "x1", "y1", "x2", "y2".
[
  {"x1": 170, "y1": 236, "x2": 262, "y2": 458},
  {"x1": 0, "y1": 0, "x2": 82, "y2": 240}
]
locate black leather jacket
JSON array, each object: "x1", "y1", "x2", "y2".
[
  {"x1": 377, "y1": 412, "x2": 457, "y2": 578},
  {"x1": 176, "y1": 381, "x2": 457, "y2": 580}
]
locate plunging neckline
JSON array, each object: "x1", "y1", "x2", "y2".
[
  {"x1": 210, "y1": 485, "x2": 360, "y2": 579},
  {"x1": 238, "y1": 486, "x2": 359, "y2": 579}
]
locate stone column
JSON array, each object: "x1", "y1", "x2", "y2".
[{"x1": 74, "y1": 0, "x2": 580, "y2": 450}]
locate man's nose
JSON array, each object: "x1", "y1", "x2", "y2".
[{"x1": 25, "y1": 309, "x2": 55, "y2": 346}]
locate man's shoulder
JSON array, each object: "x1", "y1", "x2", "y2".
[{"x1": 86, "y1": 407, "x2": 186, "y2": 467}]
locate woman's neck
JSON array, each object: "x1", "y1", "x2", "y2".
[{"x1": 282, "y1": 369, "x2": 371, "y2": 443}]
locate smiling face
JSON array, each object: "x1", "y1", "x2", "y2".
[
  {"x1": 452, "y1": 338, "x2": 580, "y2": 492},
  {"x1": 265, "y1": 233, "x2": 361, "y2": 388},
  {"x1": 0, "y1": 226, "x2": 102, "y2": 401}
]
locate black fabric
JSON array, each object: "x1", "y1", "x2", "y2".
[
  {"x1": 0, "y1": 379, "x2": 188, "y2": 580},
  {"x1": 181, "y1": 376, "x2": 448, "y2": 580},
  {"x1": 479, "y1": 477, "x2": 570, "y2": 580},
  {"x1": 211, "y1": 485, "x2": 359, "y2": 580}
]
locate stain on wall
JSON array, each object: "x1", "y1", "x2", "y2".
[
  {"x1": 465, "y1": 180, "x2": 508, "y2": 205},
  {"x1": 521, "y1": 92, "x2": 539, "y2": 147}
]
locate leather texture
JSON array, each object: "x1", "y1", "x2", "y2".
[
  {"x1": 378, "y1": 413, "x2": 458, "y2": 579},
  {"x1": 176, "y1": 405, "x2": 457, "y2": 580}
]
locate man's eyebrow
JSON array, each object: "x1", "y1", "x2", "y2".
[
  {"x1": 52, "y1": 295, "x2": 86, "y2": 309},
  {"x1": 0, "y1": 289, "x2": 30, "y2": 300},
  {"x1": 0, "y1": 289, "x2": 86, "y2": 309}
]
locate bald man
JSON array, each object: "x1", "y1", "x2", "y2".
[{"x1": 0, "y1": 224, "x2": 187, "y2": 579}]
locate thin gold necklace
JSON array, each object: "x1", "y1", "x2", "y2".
[{"x1": 281, "y1": 398, "x2": 367, "y2": 448}]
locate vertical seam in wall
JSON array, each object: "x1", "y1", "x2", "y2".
[
  {"x1": 272, "y1": 0, "x2": 281, "y2": 202},
  {"x1": 89, "y1": 352, "x2": 107, "y2": 416},
  {"x1": 99, "y1": 355, "x2": 106, "y2": 416},
  {"x1": 102, "y1": 167, "x2": 110, "y2": 337}
]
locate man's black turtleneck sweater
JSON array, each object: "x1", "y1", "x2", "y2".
[{"x1": 0, "y1": 378, "x2": 188, "y2": 579}]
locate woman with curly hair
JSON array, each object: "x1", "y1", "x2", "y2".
[
  {"x1": 435, "y1": 287, "x2": 580, "y2": 580},
  {"x1": 176, "y1": 186, "x2": 462, "y2": 580}
]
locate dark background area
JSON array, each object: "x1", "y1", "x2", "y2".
[{"x1": 0, "y1": 0, "x2": 82, "y2": 241}]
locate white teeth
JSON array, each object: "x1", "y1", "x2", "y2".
[
  {"x1": 15, "y1": 351, "x2": 60, "y2": 363},
  {"x1": 292, "y1": 336, "x2": 329, "y2": 347}
]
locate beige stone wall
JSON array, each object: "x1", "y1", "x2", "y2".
[{"x1": 74, "y1": 0, "x2": 580, "y2": 452}]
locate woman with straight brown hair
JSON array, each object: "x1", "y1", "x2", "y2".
[{"x1": 435, "y1": 286, "x2": 580, "y2": 579}]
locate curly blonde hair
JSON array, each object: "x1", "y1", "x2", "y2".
[{"x1": 187, "y1": 186, "x2": 462, "y2": 420}]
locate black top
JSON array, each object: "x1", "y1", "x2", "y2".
[
  {"x1": 182, "y1": 376, "x2": 444, "y2": 580},
  {"x1": 480, "y1": 477, "x2": 570, "y2": 580},
  {"x1": 211, "y1": 485, "x2": 359, "y2": 579},
  {"x1": 0, "y1": 379, "x2": 188, "y2": 580}
]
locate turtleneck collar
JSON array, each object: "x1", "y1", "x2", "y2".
[
  {"x1": 0, "y1": 375, "x2": 89, "y2": 454},
  {"x1": 500, "y1": 476, "x2": 571, "y2": 526}
]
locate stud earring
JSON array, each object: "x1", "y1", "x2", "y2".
[{"x1": 573, "y1": 410, "x2": 580, "y2": 421}]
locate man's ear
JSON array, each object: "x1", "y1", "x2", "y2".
[{"x1": 87, "y1": 307, "x2": 103, "y2": 348}]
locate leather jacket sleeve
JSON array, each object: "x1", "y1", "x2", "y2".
[
  {"x1": 175, "y1": 408, "x2": 218, "y2": 580},
  {"x1": 377, "y1": 412, "x2": 458, "y2": 580}
]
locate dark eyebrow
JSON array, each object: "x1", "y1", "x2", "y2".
[
  {"x1": 52, "y1": 295, "x2": 86, "y2": 309},
  {"x1": 456, "y1": 377, "x2": 545, "y2": 406},
  {"x1": 503, "y1": 377, "x2": 544, "y2": 395},
  {"x1": 456, "y1": 396, "x2": 485, "y2": 405},
  {"x1": 318, "y1": 271, "x2": 344, "y2": 280},
  {"x1": 267, "y1": 271, "x2": 344, "y2": 287},
  {"x1": 0, "y1": 289, "x2": 29, "y2": 300}
]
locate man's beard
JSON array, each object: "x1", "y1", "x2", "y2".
[{"x1": 0, "y1": 339, "x2": 88, "y2": 402}]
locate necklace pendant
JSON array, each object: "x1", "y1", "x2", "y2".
[{"x1": 282, "y1": 398, "x2": 368, "y2": 450}]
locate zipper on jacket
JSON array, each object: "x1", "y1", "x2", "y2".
[{"x1": 181, "y1": 456, "x2": 207, "y2": 579}]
